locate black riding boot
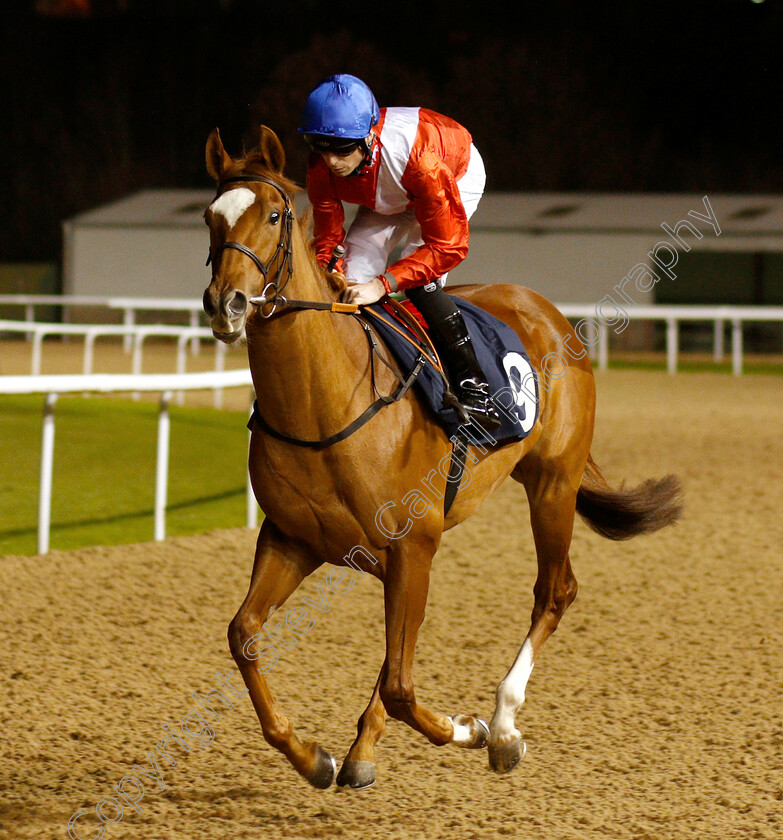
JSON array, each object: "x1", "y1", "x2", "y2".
[{"x1": 406, "y1": 285, "x2": 502, "y2": 433}]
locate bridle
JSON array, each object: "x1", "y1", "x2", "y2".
[
  {"x1": 206, "y1": 174, "x2": 295, "y2": 318},
  {"x1": 204, "y1": 170, "x2": 436, "y2": 449},
  {"x1": 204, "y1": 170, "x2": 464, "y2": 505},
  {"x1": 207, "y1": 172, "x2": 366, "y2": 318}
]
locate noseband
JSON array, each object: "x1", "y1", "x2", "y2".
[{"x1": 207, "y1": 174, "x2": 294, "y2": 318}]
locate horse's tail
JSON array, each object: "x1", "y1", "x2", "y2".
[{"x1": 575, "y1": 455, "x2": 684, "y2": 541}]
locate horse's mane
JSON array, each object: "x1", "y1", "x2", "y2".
[{"x1": 296, "y1": 205, "x2": 347, "y2": 297}]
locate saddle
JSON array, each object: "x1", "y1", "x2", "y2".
[
  {"x1": 247, "y1": 294, "x2": 539, "y2": 516},
  {"x1": 362, "y1": 297, "x2": 539, "y2": 446}
]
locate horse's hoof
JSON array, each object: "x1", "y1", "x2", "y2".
[
  {"x1": 307, "y1": 746, "x2": 338, "y2": 789},
  {"x1": 450, "y1": 714, "x2": 490, "y2": 749},
  {"x1": 488, "y1": 737, "x2": 527, "y2": 774},
  {"x1": 336, "y1": 759, "x2": 376, "y2": 790}
]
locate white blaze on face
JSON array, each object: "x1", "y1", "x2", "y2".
[{"x1": 210, "y1": 187, "x2": 256, "y2": 230}]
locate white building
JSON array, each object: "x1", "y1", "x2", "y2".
[
  {"x1": 62, "y1": 190, "x2": 783, "y2": 346},
  {"x1": 62, "y1": 189, "x2": 216, "y2": 301}
]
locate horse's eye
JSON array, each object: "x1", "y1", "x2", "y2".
[{"x1": 270, "y1": 211, "x2": 280, "y2": 225}]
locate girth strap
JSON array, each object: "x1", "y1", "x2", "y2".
[{"x1": 443, "y1": 429, "x2": 469, "y2": 516}]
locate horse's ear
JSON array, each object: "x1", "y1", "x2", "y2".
[
  {"x1": 206, "y1": 128, "x2": 233, "y2": 182},
  {"x1": 259, "y1": 125, "x2": 286, "y2": 174}
]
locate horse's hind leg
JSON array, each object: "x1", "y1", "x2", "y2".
[
  {"x1": 227, "y1": 521, "x2": 335, "y2": 788},
  {"x1": 487, "y1": 462, "x2": 579, "y2": 774}
]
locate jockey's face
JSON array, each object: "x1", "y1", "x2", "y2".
[{"x1": 319, "y1": 145, "x2": 366, "y2": 177}]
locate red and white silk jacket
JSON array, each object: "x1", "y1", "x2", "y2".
[{"x1": 306, "y1": 107, "x2": 474, "y2": 291}]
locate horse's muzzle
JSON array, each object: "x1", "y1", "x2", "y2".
[{"x1": 203, "y1": 287, "x2": 248, "y2": 342}]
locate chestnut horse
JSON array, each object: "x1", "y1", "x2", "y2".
[{"x1": 202, "y1": 126, "x2": 683, "y2": 789}]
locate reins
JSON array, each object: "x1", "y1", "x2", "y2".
[
  {"x1": 248, "y1": 314, "x2": 427, "y2": 450},
  {"x1": 209, "y1": 171, "x2": 469, "y2": 513}
]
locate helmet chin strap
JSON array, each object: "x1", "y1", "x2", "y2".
[{"x1": 351, "y1": 132, "x2": 377, "y2": 176}]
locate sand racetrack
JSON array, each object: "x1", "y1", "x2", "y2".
[{"x1": 2, "y1": 369, "x2": 782, "y2": 840}]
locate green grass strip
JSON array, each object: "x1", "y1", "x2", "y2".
[{"x1": 0, "y1": 396, "x2": 256, "y2": 556}]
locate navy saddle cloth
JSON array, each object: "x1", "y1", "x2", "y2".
[{"x1": 365, "y1": 297, "x2": 539, "y2": 445}]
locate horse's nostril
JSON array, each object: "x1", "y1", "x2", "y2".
[
  {"x1": 227, "y1": 291, "x2": 248, "y2": 319},
  {"x1": 203, "y1": 289, "x2": 217, "y2": 318}
]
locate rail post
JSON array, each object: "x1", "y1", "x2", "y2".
[
  {"x1": 246, "y1": 399, "x2": 258, "y2": 529},
  {"x1": 732, "y1": 319, "x2": 743, "y2": 376},
  {"x1": 155, "y1": 390, "x2": 172, "y2": 541},
  {"x1": 666, "y1": 318, "x2": 679, "y2": 374},
  {"x1": 37, "y1": 393, "x2": 58, "y2": 554}
]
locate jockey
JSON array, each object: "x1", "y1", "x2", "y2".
[{"x1": 300, "y1": 73, "x2": 501, "y2": 433}]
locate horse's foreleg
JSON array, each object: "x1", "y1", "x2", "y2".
[
  {"x1": 336, "y1": 670, "x2": 387, "y2": 789},
  {"x1": 227, "y1": 521, "x2": 335, "y2": 788},
  {"x1": 379, "y1": 541, "x2": 489, "y2": 753},
  {"x1": 488, "y1": 468, "x2": 579, "y2": 774}
]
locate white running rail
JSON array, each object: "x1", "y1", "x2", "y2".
[
  {"x1": 0, "y1": 369, "x2": 256, "y2": 554},
  {"x1": 0, "y1": 295, "x2": 204, "y2": 352},
  {"x1": 555, "y1": 304, "x2": 783, "y2": 374},
  {"x1": 2, "y1": 297, "x2": 782, "y2": 374},
  {"x1": 0, "y1": 320, "x2": 231, "y2": 407}
]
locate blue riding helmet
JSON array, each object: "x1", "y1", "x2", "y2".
[{"x1": 299, "y1": 74, "x2": 380, "y2": 141}]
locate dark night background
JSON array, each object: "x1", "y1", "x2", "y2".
[{"x1": 2, "y1": 0, "x2": 782, "y2": 267}]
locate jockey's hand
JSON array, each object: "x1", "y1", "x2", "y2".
[{"x1": 341, "y1": 276, "x2": 386, "y2": 306}]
